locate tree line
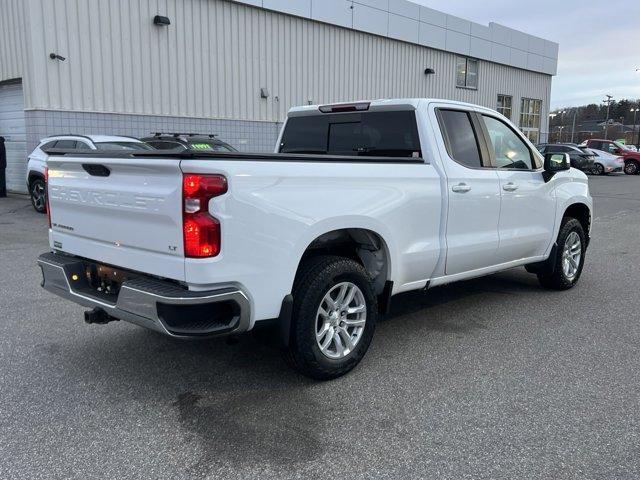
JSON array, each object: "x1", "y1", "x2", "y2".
[{"x1": 550, "y1": 99, "x2": 640, "y2": 128}]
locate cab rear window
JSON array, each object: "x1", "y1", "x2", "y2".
[{"x1": 279, "y1": 111, "x2": 421, "y2": 158}]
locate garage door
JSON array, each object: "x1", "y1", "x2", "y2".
[{"x1": 0, "y1": 81, "x2": 27, "y2": 193}]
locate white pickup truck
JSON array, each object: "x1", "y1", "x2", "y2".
[{"x1": 38, "y1": 99, "x2": 592, "y2": 379}]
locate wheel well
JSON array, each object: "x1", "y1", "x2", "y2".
[
  {"x1": 28, "y1": 172, "x2": 44, "y2": 188},
  {"x1": 564, "y1": 203, "x2": 591, "y2": 240},
  {"x1": 297, "y1": 229, "x2": 390, "y2": 295}
]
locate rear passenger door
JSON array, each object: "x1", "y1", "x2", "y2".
[
  {"x1": 478, "y1": 114, "x2": 556, "y2": 263},
  {"x1": 435, "y1": 108, "x2": 501, "y2": 275}
]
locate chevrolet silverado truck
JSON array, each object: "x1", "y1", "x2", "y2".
[{"x1": 38, "y1": 99, "x2": 593, "y2": 380}]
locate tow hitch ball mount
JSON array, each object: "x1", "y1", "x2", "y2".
[{"x1": 84, "y1": 307, "x2": 118, "y2": 325}]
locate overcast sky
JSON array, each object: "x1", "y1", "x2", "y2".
[{"x1": 414, "y1": 0, "x2": 640, "y2": 108}]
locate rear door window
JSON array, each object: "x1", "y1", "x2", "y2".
[
  {"x1": 187, "y1": 141, "x2": 235, "y2": 152},
  {"x1": 279, "y1": 111, "x2": 421, "y2": 158},
  {"x1": 437, "y1": 109, "x2": 483, "y2": 168},
  {"x1": 146, "y1": 141, "x2": 185, "y2": 150},
  {"x1": 54, "y1": 140, "x2": 77, "y2": 149}
]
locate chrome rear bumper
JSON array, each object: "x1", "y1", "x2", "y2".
[{"x1": 37, "y1": 252, "x2": 251, "y2": 338}]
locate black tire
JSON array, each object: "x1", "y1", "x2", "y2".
[
  {"x1": 593, "y1": 163, "x2": 605, "y2": 175},
  {"x1": 624, "y1": 160, "x2": 639, "y2": 175},
  {"x1": 30, "y1": 177, "x2": 47, "y2": 213},
  {"x1": 537, "y1": 217, "x2": 586, "y2": 290},
  {"x1": 285, "y1": 255, "x2": 377, "y2": 380}
]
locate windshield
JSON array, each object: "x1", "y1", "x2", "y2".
[
  {"x1": 94, "y1": 141, "x2": 153, "y2": 151},
  {"x1": 613, "y1": 141, "x2": 631, "y2": 151},
  {"x1": 188, "y1": 141, "x2": 236, "y2": 152}
]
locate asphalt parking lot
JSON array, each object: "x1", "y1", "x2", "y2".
[{"x1": 1, "y1": 175, "x2": 639, "y2": 480}]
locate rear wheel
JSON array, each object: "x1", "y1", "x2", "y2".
[
  {"x1": 30, "y1": 177, "x2": 47, "y2": 213},
  {"x1": 285, "y1": 255, "x2": 377, "y2": 380},
  {"x1": 537, "y1": 217, "x2": 586, "y2": 290},
  {"x1": 624, "y1": 160, "x2": 639, "y2": 175},
  {"x1": 592, "y1": 163, "x2": 605, "y2": 175}
]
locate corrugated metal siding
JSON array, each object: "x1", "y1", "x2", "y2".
[
  {"x1": 25, "y1": 0, "x2": 550, "y2": 132},
  {"x1": 0, "y1": 0, "x2": 26, "y2": 82}
]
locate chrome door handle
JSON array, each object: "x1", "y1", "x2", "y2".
[
  {"x1": 503, "y1": 182, "x2": 518, "y2": 192},
  {"x1": 451, "y1": 183, "x2": 471, "y2": 193}
]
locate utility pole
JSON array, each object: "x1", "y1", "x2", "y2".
[
  {"x1": 635, "y1": 69, "x2": 640, "y2": 147},
  {"x1": 548, "y1": 112, "x2": 557, "y2": 143},
  {"x1": 632, "y1": 107, "x2": 640, "y2": 150},
  {"x1": 571, "y1": 108, "x2": 578, "y2": 143},
  {"x1": 632, "y1": 107, "x2": 639, "y2": 149},
  {"x1": 603, "y1": 95, "x2": 613, "y2": 140}
]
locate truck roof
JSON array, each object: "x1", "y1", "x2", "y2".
[{"x1": 287, "y1": 98, "x2": 495, "y2": 117}]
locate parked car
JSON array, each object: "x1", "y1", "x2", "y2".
[
  {"x1": 580, "y1": 139, "x2": 640, "y2": 175},
  {"x1": 623, "y1": 145, "x2": 638, "y2": 152},
  {"x1": 38, "y1": 99, "x2": 592, "y2": 380},
  {"x1": 26, "y1": 135, "x2": 152, "y2": 213},
  {"x1": 141, "y1": 133, "x2": 237, "y2": 152},
  {"x1": 589, "y1": 149, "x2": 625, "y2": 175},
  {"x1": 536, "y1": 144, "x2": 596, "y2": 172}
]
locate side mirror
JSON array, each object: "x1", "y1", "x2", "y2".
[
  {"x1": 613, "y1": 148, "x2": 621, "y2": 154},
  {"x1": 543, "y1": 152, "x2": 570, "y2": 182}
]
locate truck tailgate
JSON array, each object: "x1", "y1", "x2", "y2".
[{"x1": 46, "y1": 156, "x2": 186, "y2": 281}]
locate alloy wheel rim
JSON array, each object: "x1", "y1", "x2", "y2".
[
  {"x1": 315, "y1": 282, "x2": 367, "y2": 359},
  {"x1": 562, "y1": 231, "x2": 582, "y2": 280},
  {"x1": 32, "y1": 183, "x2": 46, "y2": 210},
  {"x1": 625, "y1": 163, "x2": 637, "y2": 174}
]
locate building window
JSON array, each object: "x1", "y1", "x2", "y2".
[
  {"x1": 519, "y1": 98, "x2": 542, "y2": 144},
  {"x1": 496, "y1": 95, "x2": 512, "y2": 119},
  {"x1": 456, "y1": 57, "x2": 478, "y2": 89}
]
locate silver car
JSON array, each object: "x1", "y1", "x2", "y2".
[{"x1": 589, "y1": 149, "x2": 625, "y2": 175}]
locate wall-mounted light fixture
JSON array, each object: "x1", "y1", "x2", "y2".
[
  {"x1": 153, "y1": 15, "x2": 171, "y2": 26},
  {"x1": 424, "y1": 68, "x2": 435, "y2": 75},
  {"x1": 49, "y1": 53, "x2": 66, "y2": 61},
  {"x1": 260, "y1": 87, "x2": 270, "y2": 99}
]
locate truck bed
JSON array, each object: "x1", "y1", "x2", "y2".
[{"x1": 44, "y1": 148, "x2": 440, "y2": 322}]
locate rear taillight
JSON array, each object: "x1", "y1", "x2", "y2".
[
  {"x1": 182, "y1": 174, "x2": 227, "y2": 258},
  {"x1": 44, "y1": 167, "x2": 51, "y2": 228}
]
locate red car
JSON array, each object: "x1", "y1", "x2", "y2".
[{"x1": 581, "y1": 139, "x2": 640, "y2": 175}]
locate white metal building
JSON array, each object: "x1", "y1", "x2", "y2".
[{"x1": 0, "y1": 0, "x2": 558, "y2": 193}]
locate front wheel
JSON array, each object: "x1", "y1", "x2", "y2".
[
  {"x1": 624, "y1": 160, "x2": 639, "y2": 175},
  {"x1": 30, "y1": 177, "x2": 47, "y2": 213},
  {"x1": 285, "y1": 255, "x2": 377, "y2": 380},
  {"x1": 537, "y1": 218, "x2": 586, "y2": 290}
]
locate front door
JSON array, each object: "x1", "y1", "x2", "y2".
[
  {"x1": 480, "y1": 114, "x2": 556, "y2": 262},
  {"x1": 435, "y1": 108, "x2": 501, "y2": 275}
]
